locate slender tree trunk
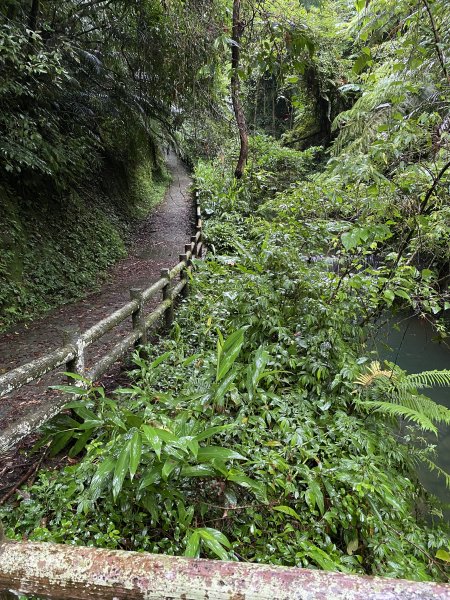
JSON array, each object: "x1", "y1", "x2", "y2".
[
  {"x1": 28, "y1": 0, "x2": 40, "y2": 31},
  {"x1": 421, "y1": 0, "x2": 449, "y2": 82},
  {"x1": 231, "y1": 0, "x2": 248, "y2": 179}
]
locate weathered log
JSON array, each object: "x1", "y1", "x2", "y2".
[
  {"x1": 86, "y1": 329, "x2": 141, "y2": 382},
  {"x1": 0, "y1": 540, "x2": 449, "y2": 600},
  {"x1": 0, "y1": 393, "x2": 71, "y2": 454},
  {"x1": 171, "y1": 279, "x2": 187, "y2": 299},
  {"x1": 63, "y1": 328, "x2": 86, "y2": 382},
  {"x1": 145, "y1": 299, "x2": 171, "y2": 330},
  {"x1": 142, "y1": 279, "x2": 166, "y2": 303},
  {"x1": 180, "y1": 254, "x2": 189, "y2": 298},
  {"x1": 130, "y1": 288, "x2": 147, "y2": 347},
  {"x1": 191, "y1": 236, "x2": 198, "y2": 258},
  {"x1": 81, "y1": 300, "x2": 138, "y2": 346},
  {"x1": 161, "y1": 269, "x2": 174, "y2": 329},
  {"x1": 169, "y1": 259, "x2": 186, "y2": 280},
  {"x1": 0, "y1": 346, "x2": 75, "y2": 398}
]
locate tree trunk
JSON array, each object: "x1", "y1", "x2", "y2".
[
  {"x1": 28, "y1": 0, "x2": 40, "y2": 31},
  {"x1": 231, "y1": 0, "x2": 248, "y2": 179}
]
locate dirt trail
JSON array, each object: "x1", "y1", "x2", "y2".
[{"x1": 0, "y1": 152, "x2": 193, "y2": 460}]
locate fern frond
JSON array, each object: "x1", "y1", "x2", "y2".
[
  {"x1": 422, "y1": 458, "x2": 450, "y2": 490},
  {"x1": 353, "y1": 360, "x2": 394, "y2": 387},
  {"x1": 358, "y1": 400, "x2": 438, "y2": 434},
  {"x1": 388, "y1": 392, "x2": 450, "y2": 426},
  {"x1": 407, "y1": 370, "x2": 450, "y2": 389}
]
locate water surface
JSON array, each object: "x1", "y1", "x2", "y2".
[{"x1": 373, "y1": 313, "x2": 450, "y2": 519}]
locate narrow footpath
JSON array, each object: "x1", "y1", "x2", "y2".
[{"x1": 0, "y1": 153, "x2": 192, "y2": 475}]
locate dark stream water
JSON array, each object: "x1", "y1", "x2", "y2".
[{"x1": 373, "y1": 313, "x2": 450, "y2": 518}]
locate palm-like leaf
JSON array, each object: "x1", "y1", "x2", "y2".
[{"x1": 354, "y1": 362, "x2": 450, "y2": 432}]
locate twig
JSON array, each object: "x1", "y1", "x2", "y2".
[
  {"x1": 385, "y1": 522, "x2": 447, "y2": 579},
  {"x1": 0, "y1": 451, "x2": 47, "y2": 506}
]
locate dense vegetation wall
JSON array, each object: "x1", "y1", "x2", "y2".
[{"x1": 0, "y1": 144, "x2": 169, "y2": 332}]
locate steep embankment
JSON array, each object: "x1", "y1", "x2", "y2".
[{"x1": 0, "y1": 151, "x2": 169, "y2": 333}]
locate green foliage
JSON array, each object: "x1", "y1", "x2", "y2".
[
  {"x1": 2, "y1": 0, "x2": 450, "y2": 585},
  {"x1": 3, "y1": 138, "x2": 450, "y2": 583},
  {"x1": 354, "y1": 362, "x2": 450, "y2": 437},
  {"x1": 0, "y1": 182, "x2": 128, "y2": 331},
  {"x1": 0, "y1": 0, "x2": 226, "y2": 328}
]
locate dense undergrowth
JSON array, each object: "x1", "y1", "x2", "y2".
[
  {"x1": 2, "y1": 0, "x2": 450, "y2": 586},
  {"x1": 2, "y1": 138, "x2": 450, "y2": 582}
]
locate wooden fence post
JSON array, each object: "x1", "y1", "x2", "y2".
[
  {"x1": 191, "y1": 235, "x2": 197, "y2": 258},
  {"x1": 161, "y1": 268, "x2": 173, "y2": 329},
  {"x1": 196, "y1": 224, "x2": 203, "y2": 258},
  {"x1": 62, "y1": 327, "x2": 85, "y2": 385},
  {"x1": 179, "y1": 254, "x2": 188, "y2": 298},
  {"x1": 130, "y1": 288, "x2": 147, "y2": 346}
]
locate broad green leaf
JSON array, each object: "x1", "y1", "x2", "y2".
[
  {"x1": 436, "y1": 549, "x2": 450, "y2": 563},
  {"x1": 347, "y1": 537, "x2": 359, "y2": 555},
  {"x1": 185, "y1": 531, "x2": 200, "y2": 557},
  {"x1": 198, "y1": 530, "x2": 229, "y2": 560},
  {"x1": 50, "y1": 431, "x2": 74, "y2": 456},
  {"x1": 227, "y1": 469, "x2": 267, "y2": 502},
  {"x1": 341, "y1": 230, "x2": 358, "y2": 251},
  {"x1": 216, "y1": 328, "x2": 245, "y2": 382},
  {"x1": 353, "y1": 52, "x2": 371, "y2": 74},
  {"x1": 141, "y1": 425, "x2": 163, "y2": 458},
  {"x1": 194, "y1": 425, "x2": 231, "y2": 442},
  {"x1": 246, "y1": 346, "x2": 269, "y2": 400},
  {"x1": 198, "y1": 527, "x2": 231, "y2": 548},
  {"x1": 308, "y1": 480, "x2": 324, "y2": 515},
  {"x1": 304, "y1": 544, "x2": 337, "y2": 571},
  {"x1": 77, "y1": 420, "x2": 104, "y2": 430},
  {"x1": 185, "y1": 437, "x2": 199, "y2": 458},
  {"x1": 162, "y1": 458, "x2": 178, "y2": 481},
  {"x1": 395, "y1": 289, "x2": 411, "y2": 301},
  {"x1": 139, "y1": 466, "x2": 161, "y2": 489},
  {"x1": 383, "y1": 289, "x2": 395, "y2": 303},
  {"x1": 129, "y1": 430, "x2": 142, "y2": 480},
  {"x1": 141, "y1": 493, "x2": 159, "y2": 522},
  {"x1": 213, "y1": 368, "x2": 237, "y2": 407},
  {"x1": 181, "y1": 464, "x2": 217, "y2": 477},
  {"x1": 90, "y1": 457, "x2": 115, "y2": 499},
  {"x1": 182, "y1": 353, "x2": 202, "y2": 367},
  {"x1": 149, "y1": 351, "x2": 172, "y2": 369},
  {"x1": 112, "y1": 443, "x2": 130, "y2": 499},
  {"x1": 68, "y1": 431, "x2": 92, "y2": 457},
  {"x1": 421, "y1": 269, "x2": 433, "y2": 280},
  {"x1": 273, "y1": 505, "x2": 302, "y2": 521},
  {"x1": 197, "y1": 446, "x2": 246, "y2": 462}
]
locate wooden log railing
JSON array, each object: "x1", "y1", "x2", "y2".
[
  {"x1": 0, "y1": 193, "x2": 203, "y2": 455},
  {"x1": 0, "y1": 537, "x2": 449, "y2": 600}
]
